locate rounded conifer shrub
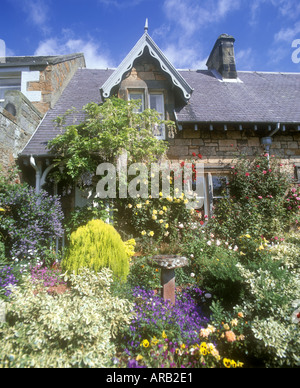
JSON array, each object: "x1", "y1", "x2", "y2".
[{"x1": 62, "y1": 220, "x2": 129, "y2": 282}]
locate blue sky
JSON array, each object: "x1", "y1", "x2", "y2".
[{"x1": 1, "y1": 0, "x2": 300, "y2": 72}]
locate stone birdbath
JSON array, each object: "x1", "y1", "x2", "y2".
[{"x1": 149, "y1": 255, "x2": 189, "y2": 305}]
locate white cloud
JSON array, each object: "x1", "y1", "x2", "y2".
[
  {"x1": 34, "y1": 35, "x2": 114, "y2": 69},
  {"x1": 163, "y1": 44, "x2": 207, "y2": 69},
  {"x1": 21, "y1": 0, "x2": 51, "y2": 34},
  {"x1": 274, "y1": 21, "x2": 300, "y2": 42},
  {"x1": 158, "y1": 0, "x2": 241, "y2": 69},
  {"x1": 163, "y1": 0, "x2": 241, "y2": 37},
  {"x1": 236, "y1": 48, "x2": 255, "y2": 70}
]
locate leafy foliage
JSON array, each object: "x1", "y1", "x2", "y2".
[
  {"x1": 0, "y1": 267, "x2": 133, "y2": 368},
  {"x1": 48, "y1": 97, "x2": 174, "y2": 184},
  {"x1": 62, "y1": 219, "x2": 129, "y2": 282}
]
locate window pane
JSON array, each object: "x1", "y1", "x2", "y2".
[
  {"x1": 150, "y1": 94, "x2": 164, "y2": 114},
  {"x1": 129, "y1": 93, "x2": 144, "y2": 113},
  {"x1": 212, "y1": 176, "x2": 227, "y2": 198}
]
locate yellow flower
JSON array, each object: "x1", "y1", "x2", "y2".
[
  {"x1": 152, "y1": 215, "x2": 157, "y2": 220},
  {"x1": 141, "y1": 339, "x2": 150, "y2": 348},
  {"x1": 159, "y1": 192, "x2": 163, "y2": 197},
  {"x1": 136, "y1": 203, "x2": 142, "y2": 209},
  {"x1": 145, "y1": 200, "x2": 150, "y2": 205},
  {"x1": 230, "y1": 360, "x2": 237, "y2": 368},
  {"x1": 223, "y1": 323, "x2": 230, "y2": 330},
  {"x1": 141, "y1": 231, "x2": 147, "y2": 236},
  {"x1": 223, "y1": 358, "x2": 232, "y2": 368},
  {"x1": 162, "y1": 330, "x2": 167, "y2": 339},
  {"x1": 164, "y1": 223, "x2": 169, "y2": 229},
  {"x1": 231, "y1": 319, "x2": 238, "y2": 327},
  {"x1": 151, "y1": 337, "x2": 159, "y2": 346},
  {"x1": 153, "y1": 209, "x2": 158, "y2": 215},
  {"x1": 136, "y1": 354, "x2": 143, "y2": 361},
  {"x1": 148, "y1": 231, "x2": 154, "y2": 237},
  {"x1": 159, "y1": 210, "x2": 164, "y2": 215},
  {"x1": 184, "y1": 199, "x2": 189, "y2": 204},
  {"x1": 159, "y1": 219, "x2": 164, "y2": 224},
  {"x1": 0, "y1": 208, "x2": 5, "y2": 212},
  {"x1": 180, "y1": 343, "x2": 186, "y2": 349},
  {"x1": 200, "y1": 342, "x2": 208, "y2": 356},
  {"x1": 163, "y1": 206, "x2": 167, "y2": 211}
]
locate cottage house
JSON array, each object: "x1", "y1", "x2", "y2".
[{"x1": 17, "y1": 24, "x2": 300, "y2": 217}]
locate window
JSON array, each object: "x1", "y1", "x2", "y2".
[
  {"x1": 149, "y1": 93, "x2": 165, "y2": 140},
  {"x1": 129, "y1": 91, "x2": 144, "y2": 113},
  {"x1": 193, "y1": 173, "x2": 228, "y2": 219},
  {"x1": 128, "y1": 90, "x2": 166, "y2": 140},
  {"x1": 0, "y1": 72, "x2": 21, "y2": 102}
]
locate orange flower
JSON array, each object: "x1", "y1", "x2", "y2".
[{"x1": 225, "y1": 330, "x2": 236, "y2": 343}]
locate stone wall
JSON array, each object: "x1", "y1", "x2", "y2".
[
  {"x1": 27, "y1": 55, "x2": 86, "y2": 115},
  {"x1": 0, "y1": 91, "x2": 42, "y2": 170},
  {"x1": 167, "y1": 123, "x2": 300, "y2": 175}
]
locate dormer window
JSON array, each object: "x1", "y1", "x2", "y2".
[{"x1": 129, "y1": 90, "x2": 166, "y2": 140}]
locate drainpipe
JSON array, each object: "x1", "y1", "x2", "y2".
[
  {"x1": 260, "y1": 123, "x2": 281, "y2": 161},
  {"x1": 30, "y1": 155, "x2": 42, "y2": 194}
]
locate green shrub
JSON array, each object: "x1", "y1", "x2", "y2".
[
  {"x1": 0, "y1": 267, "x2": 133, "y2": 368},
  {"x1": 62, "y1": 219, "x2": 129, "y2": 282},
  {"x1": 235, "y1": 247, "x2": 300, "y2": 368},
  {"x1": 210, "y1": 155, "x2": 295, "y2": 241}
]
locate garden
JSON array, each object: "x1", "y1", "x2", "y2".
[{"x1": 0, "y1": 98, "x2": 299, "y2": 369}]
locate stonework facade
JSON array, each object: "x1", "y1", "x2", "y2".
[
  {"x1": 0, "y1": 54, "x2": 86, "y2": 171},
  {"x1": 0, "y1": 91, "x2": 42, "y2": 171},
  {"x1": 26, "y1": 55, "x2": 86, "y2": 115}
]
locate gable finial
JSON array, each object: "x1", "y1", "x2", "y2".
[{"x1": 144, "y1": 18, "x2": 149, "y2": 33}]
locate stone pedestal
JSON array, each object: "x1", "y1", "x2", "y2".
[{"x1": 149, "y1": 255, "x2": 188, "y2": 305}]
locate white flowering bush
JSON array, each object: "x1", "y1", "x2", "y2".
[
  {"x1": 235, "y1": 255, "x2": 300, "y2": 367},
  {"x1": 0, "y1": 267, "x2": 133, "y2": 368}
]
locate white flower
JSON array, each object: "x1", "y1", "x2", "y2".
[
  {"x1": 207, "y1": 240, "x2": 212, "y2": 246},
  {"x1": 216, "y1": 239, "x2": 221, "y2": 246},
  {"x1": 190, "y1": 273, "x2": 195, "y2": 278},
  {"x1": 205, "y1": 293, "x2": 212, "y2": 299},
  {"x1": 178, "y1": 223, "x2": 184, "y2": 229},
  {"x1": 190, "y1": 254, "x2": 194, "y2": 258}
]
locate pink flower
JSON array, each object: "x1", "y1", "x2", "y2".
[
  {"x1": 245, "y1": 172, "x2": 250, "y2": 177},
  {"x1": 291, "y1": 188, "x2": 297, "y2": 193},
  {"x1": 263, "y1": 170, "x2": 267, "y2": 174},
  {"x1": 258, "y1": 196, "x2": 263, "y2": 199}
]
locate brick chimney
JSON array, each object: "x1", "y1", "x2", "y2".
[{"x1": 206, "y1": 34, "x2": 237, "y2": 79}]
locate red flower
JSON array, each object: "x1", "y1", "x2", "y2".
[
  {"x1": 198, "y1": 154, "x2": 203, "y2": 159},
  {"x1": 245, "y1": 172, "x2": 250, "y2": 177},
  {"x1": 192, "y1": 152, "x2": 196, "y2": 157}
]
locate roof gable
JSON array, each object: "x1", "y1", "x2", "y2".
[{"x1": 100, "y1": 31, "x2": 193, "y2": 101}]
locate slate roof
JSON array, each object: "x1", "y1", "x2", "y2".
[
  {"x1": 20, "y1": 67, "x2": 300, "y2": 157},
  {"x1": 177, "y1": 70, "x2": 300, "y2": 124}
]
